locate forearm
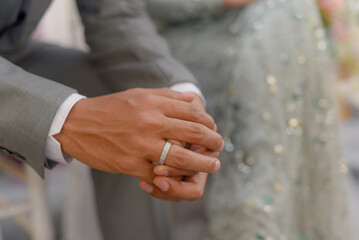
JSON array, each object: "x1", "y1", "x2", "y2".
[
  {"x1": 146, "y1": 0, "x2": 224, "y2": 23},
  {"x1": 0, "y1": 57, "x2": 76, "y2": 177}
]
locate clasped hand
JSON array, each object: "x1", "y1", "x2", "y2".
[
  {"x1": 139, "y1": 92, "x2": 221, "y2": 202},
  {"x1": 55, "y1": 88, "x2": 223, "y2": 202}
]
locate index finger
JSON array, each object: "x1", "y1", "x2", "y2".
[{"x1": 153, "y1": 173, "x2": 208, "y2": 201}]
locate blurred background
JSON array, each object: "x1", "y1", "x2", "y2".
[{"x1": 1, "y1": 0, "x2": 359, "y2": 239}]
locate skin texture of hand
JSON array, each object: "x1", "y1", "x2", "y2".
[
  {"x1": 223, "y1": 0, "x2": 255, "y2": 7},
  {"x1": 139, "y1": 93, "x2": 220, "y2": 201},
  {"x1": 55, "y1": 88, "x2": 223, "y2": 182},
  {"x1": 140, "y1": 171, "x2": 208, "y2": 202}
]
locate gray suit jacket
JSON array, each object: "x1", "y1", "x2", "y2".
[{"x1": 0, "y1": 0, "x2": 197, "y2": 177}]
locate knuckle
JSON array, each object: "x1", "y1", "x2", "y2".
[
  {"x1": 189, "y1": 187, "x2": 203, "y2": 201},
  {"x1": 208, "y1": 116, "x2": 216, "y2": 128},
  {"x1": 128, "y1": 88, "x2": 145, "y2": 97},
  {"x1": 137, "y1": 92, "x2": 158, "y2": 105},
  {"x1": 163, "y1": 100, "x2": 175, "y2": 111},
  {"x1": 138, "y1": 92, "x2": 152, "y2": 102},
  {"x1": 155, "y1": 119, "x2": 165, "y2": 129},
  {"x1": 189, "y1": 105, "x2": 202, "y2": 121},
  {"x1": 188, "y1": 124, "x2": 205, "y2": 141},
  {"x1": 141, "y1": 115, "x2": 162, "y2": 129},
  {"x1": 135, "y1": 113, "x2": 148, "y2": 126},
  {"x1": 195, "y1": 187, "x2": 204, "y2": 198}
]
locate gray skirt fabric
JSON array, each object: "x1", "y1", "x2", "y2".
[{"x1": 155, "y1": 0, "x2": 353, "y2": 239}]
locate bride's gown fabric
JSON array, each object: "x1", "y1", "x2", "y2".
[{"x1": 147, "y1": 0, "x2": 353, "y2": 239}]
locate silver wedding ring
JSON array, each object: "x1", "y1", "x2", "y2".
[{"x1": 159, "y1": 141, "x2": 172, "y2": 165}]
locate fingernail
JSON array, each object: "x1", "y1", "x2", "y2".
[
  {"x1": 161, "y1": 171, "x2": 169, "y2": 176},
  {"x1": 140, "y1": 182, "x2": 154, "y2": 193},
  {"x1": 220, "y1": 139, "x2": 224, "y2": 151},
  {"x1": 214, "y1": 123, "x2": 218, "y2": 131},
  {"x1": 156, "y1": 181, "x2": 169, "y2": 192},
  {"x1": 214, "y1": 160, "x2": 221, "y2": 172}
]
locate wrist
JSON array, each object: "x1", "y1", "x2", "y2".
[
  {"x1": 54, "y1": 98, "x2": 87, "y2": 154},
  {"x1": 45, "y1": 93, "x2": 85, "y2": 164}
]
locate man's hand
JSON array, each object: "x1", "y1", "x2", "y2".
[
  {"x1": 223, "y1": 0, "x2": 254, "y2": 7},
  {"x1": 55, "y1": 88, "x2": 223, "y2": 182}
]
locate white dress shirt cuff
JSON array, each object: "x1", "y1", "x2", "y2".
[
  {"x1": 45, "y1": 93, "x2": 86, "y2": 164},
  {"x1": 170, "y1": 82, "x2": 205, "y2": 104}
]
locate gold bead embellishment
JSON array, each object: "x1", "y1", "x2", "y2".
[
  {"x1": 228, "y1": 86, "x2": 237, "y2": 95},
  {"x1": 266, "y1": 75, "x2": 277, "y2": 85},
  {"x1": 273, "y1": 144, "x2": 283, "y2": 154},
  {"x1": 288, "y1": 118, "x2": 299, "y2": 127},
  {"x1": 246, "y1": 199, "x2": 254, "y2": 208},
  {"x1": 273, "y1": 182, "x2": 282, "y2": 192}
]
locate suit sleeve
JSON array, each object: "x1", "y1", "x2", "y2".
[
  {"x1": 0, "y1": 57, "x2": 76, "y2": 177},
  {"x1": 75, "y1": 0, "x2": 199, "y2": 91},
  {"x1": 146, "y1": 0, "x2": 224, "y2": 24}
]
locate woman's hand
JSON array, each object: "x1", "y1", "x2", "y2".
[
  {"x1": 139, "y1": 93, "x2": 221, "y2": 202},
  {"x1": 223, "y1": 0, "x2": 255, "y2": 8}
]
